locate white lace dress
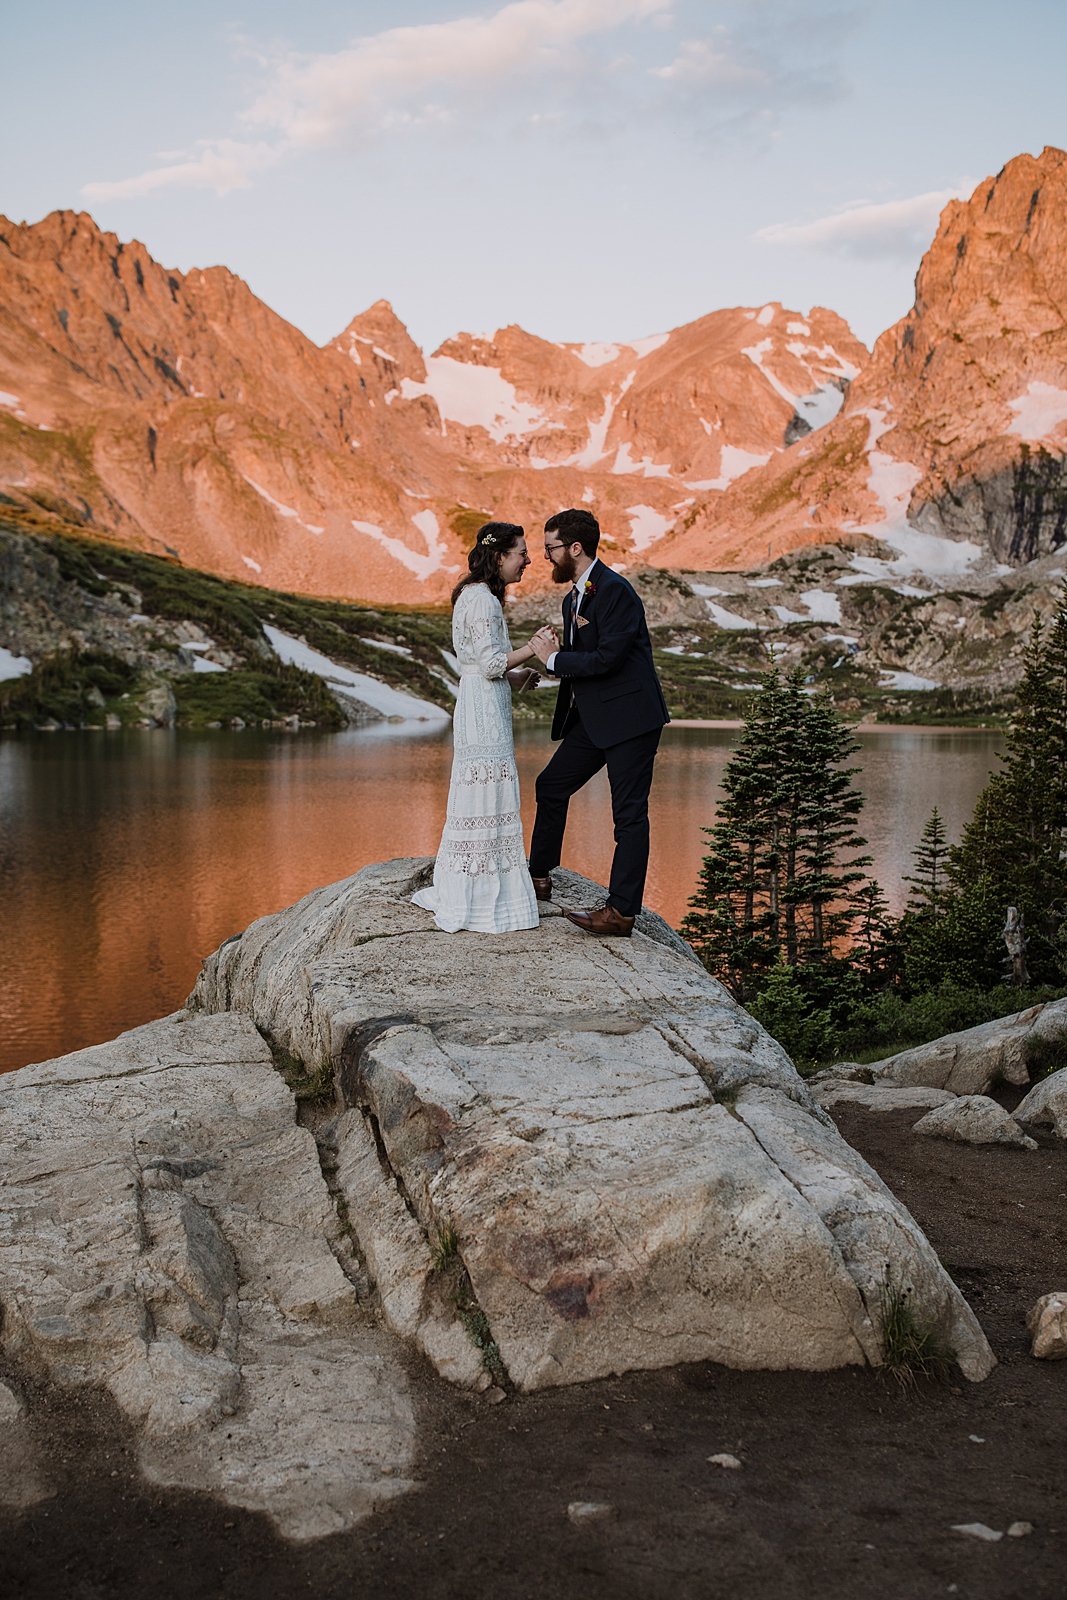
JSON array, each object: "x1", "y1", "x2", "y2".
[{"x1": 412, "y1": 583, "x2": 539, "y2": 933}]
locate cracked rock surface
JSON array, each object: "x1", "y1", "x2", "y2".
[
  {"x1": 192, "y1": 858, "x2": 995, "y2": 1387},
  {"x1": 0, "y1": 1011, "x2": 415, "y2": 1540}
]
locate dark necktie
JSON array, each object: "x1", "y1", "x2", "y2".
[{"x1": 567, "y1": 584, "x2": 581, "y2": 647}]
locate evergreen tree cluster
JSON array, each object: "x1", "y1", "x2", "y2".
[{"x1": 683, "y1": 586, "x2": 1067, "y2": 1069}]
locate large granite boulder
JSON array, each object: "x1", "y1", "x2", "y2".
[
  {"x1": 858, "y1": 998, "x2": 1067, "y2": 1096},
  {"x1": 0, "y1": 1012, "x2": 416, "y2": 1540},
  {"x1": 190, "y1": 859, "x2": 994, "y2": 1386}
]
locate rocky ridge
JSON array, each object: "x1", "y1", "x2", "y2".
[
  {"x1": 0, "y1": 206, "x2": 866, "y2": 606},
  {"x1": 0, "y1": 859, "x2": 997, "y2": 1537},
  {"x1": 652, "y1": 148, "x2": 1067, "y2": 579}
]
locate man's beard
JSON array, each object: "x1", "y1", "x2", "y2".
[{"x1": 551, "y1": 551, "x2": 578, "y2": 584}]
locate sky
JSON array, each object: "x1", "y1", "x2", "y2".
[{"x1": 3, "y1": 0, "x2": 1064, "y2": 356}]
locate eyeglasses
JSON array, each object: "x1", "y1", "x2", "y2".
[{"x1": 544, "y1": 542, "x2": 570, "y2": 556}]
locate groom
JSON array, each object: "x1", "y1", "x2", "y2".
[{"x1": 527, "y1": 508, "x2": 670, "y2": 937}]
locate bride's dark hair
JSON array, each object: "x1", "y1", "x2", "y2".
[{"x1": 450, "y1": 522, "x2": 525, "y2": 606}]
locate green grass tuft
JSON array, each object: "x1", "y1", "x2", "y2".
[
  {"x1": 878, "y1": 1271, "x2": 952, "y2": 1388},
  {"x1": 429, "y1": 1220, "x2": 460, "y2": 1272}
]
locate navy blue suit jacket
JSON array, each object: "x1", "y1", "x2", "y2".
[{"x1": 549, "y1": 562, "x2": 670, "y2": 748}]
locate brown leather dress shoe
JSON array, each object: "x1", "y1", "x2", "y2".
[
  {"x1": 531, "y1": 874, "x2": 553, "y2": 903},
  {"x1": 563, "y1": 903, "x2": 636, "y2": 938}
]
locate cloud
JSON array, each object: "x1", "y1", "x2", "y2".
[
  {"x1": 82, "y1": 0, "x2": 670, "y2": 200},
  {"x1": 83, "y1": 141, "x2": 278, "y2": 202},
  {"x1": 652, "y1": 33, "x2": 770, "y2": 89},
  {"x1": 755, "y1": 187, "x2": 966, "y2": 259},
  {"x1": 645, "y1": 5, "x2": 858, "y2": 136}
]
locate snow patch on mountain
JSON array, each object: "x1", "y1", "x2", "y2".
[
  {"x1": 263, "y1": 626, "x2": 447, "y2": 721},
  {"x1": 1008, "y1": 382, "x2": 1067, "y2": 442},
  {"x1": 611, "y1": 443, "x2": 673, "y2": 478},
  {"x1": 705, "y1": 600, "x2": 757, "y2": 630},
  {"x1": 793, "y1": 384, "x2": 845, "y2": 430},
  {"x1": 351, "y1": 516, "x2": 449, "y2": 582},
  {"x1": 0, "y1": 645, "x2": 33, "y2": 681},
  {"x1": 243, "y1": 477, "x2": 324, "y2": 536},
  {"x1": 880, "y1": 670, "x2": 940, "y2": 691},
  {"x1": 630, "y1": 332, "x2": 669, "y2": 358},
  {"x1": 574, "y1": 342, "x2": 621, "y2": 368},
  {"x1": 799, "y1": 589, "x2": 842, "y2": 624},
  {"x1": 625, "y1": 504, "x2": 673, "y2": 551},
  {"x1": 400, "y1": 357, "x2": 546, "y2": 443},
  {"x1": 687, "y1": 445, "x2": 771, "y2": 491}
]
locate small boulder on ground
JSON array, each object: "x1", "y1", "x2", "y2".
[
  {"x1": 912, "y1": 1095, "x2": 1037, "y2": 1148},
  {"x1": 813, "y1": 1082, "x2": 957, "y2": 1113},
  {"x1": 1027, "y1": 1292, "x2": 1067, "y2": 1359},
  {"x1": 1014, "y1": 1067, "x2": 1067, "y2": 1138}
]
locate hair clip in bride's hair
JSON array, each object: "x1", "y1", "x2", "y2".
[{"x1": 480, "y1": 530, "x2": 498, "y2": 546}]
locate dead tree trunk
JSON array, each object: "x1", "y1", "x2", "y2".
[{"x1": 1003, "y1": 905, "x2": 1030, "y2": 987}]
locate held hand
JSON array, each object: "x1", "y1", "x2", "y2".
[
  {"x1": 528, "y1": 625, "x2": 558, "y2": 667},
  {"x1": 528, "y1": 629, "x2": 554, "y2": 667}
]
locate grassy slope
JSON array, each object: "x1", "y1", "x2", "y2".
[
  {"x1": 0, "y1": 511, "x2": 1013, "y2": 731},
  {"x1": 0, "y1": 515, "x2": 460, "y2": 729}
]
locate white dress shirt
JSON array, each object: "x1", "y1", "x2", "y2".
[{"x1": 546, "y1": 558, "x2": 598, "y2": 674}]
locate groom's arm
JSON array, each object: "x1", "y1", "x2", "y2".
[{"x1": 548, "y1": 582, "x2": 644, "y2": 679}]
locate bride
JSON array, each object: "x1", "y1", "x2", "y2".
[{"x1": 412, "y1": 522, "x2": 556, "y2": 934}]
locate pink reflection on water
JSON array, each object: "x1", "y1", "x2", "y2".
[{"x1": 0, "y1": 724, "x2": 1000, "y2": 1073}]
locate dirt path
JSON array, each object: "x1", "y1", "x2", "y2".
[{"x1": 3, "y1": 1108, "x2": 1065, "y2": 1600}]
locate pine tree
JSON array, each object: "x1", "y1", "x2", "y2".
[
  {"x1": 904, "y1": 808, "x2": 950, "y2": 918},
  {"x1": 951, "y1": 586, "x2": 1067, "y2": 980},
  {"x1": 683, "y1": 667, "x2": 877, "y2": 1000},
  {"x1": 852, "y1": 879, "x2": 900, "y2": 989}
]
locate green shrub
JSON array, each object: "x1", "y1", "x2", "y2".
[
  {"x1": 173, "y1": 664, "x2": 346, "y2": 728},
  {"x1": 1022, "y1": 1026, "x2": 1067, "y2": 1082},
  {"x1": 748, "y1": 965, "x2": 837, "y2": 1070},
  {"x1": 0, "y1": 649, "x2": 138, "y2": 727},
  {"x1": 828, "y1": 980, "x2": 1067, "y2": 1066}
]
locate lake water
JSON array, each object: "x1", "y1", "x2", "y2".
[{"x1": 0, "y1": 723, "x2": 1003, "y2": 1074}]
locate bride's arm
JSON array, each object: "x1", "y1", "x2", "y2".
[{"x1": 463, "y1": 591, "x2": 535, "y2": 678}]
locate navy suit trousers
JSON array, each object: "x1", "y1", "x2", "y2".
[{"x1": 529, "y1": 715, "x2": 662, "y2": 918}]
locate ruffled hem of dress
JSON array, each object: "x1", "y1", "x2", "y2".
[{"x1": 411, "y1": 883, "x2": 539, "y2": 935}]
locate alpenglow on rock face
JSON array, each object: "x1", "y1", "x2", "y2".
[{"x1": 192, "y1": 859, "x2": 994, "y2": 1389}]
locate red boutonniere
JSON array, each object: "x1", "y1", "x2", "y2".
[{"x1": 584, "y1": 581, "x2": 596, "y2": 599}]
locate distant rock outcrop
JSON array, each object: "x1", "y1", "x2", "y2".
[
  {"x1": 856, "y1": 997, "x2": 1067, "y2": 1098},
  {"x1": 652, "y1": 147, "x2": 1067, "y2": 577}
]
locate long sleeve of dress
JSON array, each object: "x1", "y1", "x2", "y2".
[{"x1": 456, "y1": 586, "x2": 509, "y2": 680}]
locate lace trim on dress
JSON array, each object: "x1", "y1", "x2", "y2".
[
  {"x1": 456, "y1": 756, "x2": 516, "y2": 786},
  {"x1": 440, "y1": 834, "x2": 528, "y2": 876},
  {"x1": 447, "y1": 811, "x2": 521, "y2": 831}
]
